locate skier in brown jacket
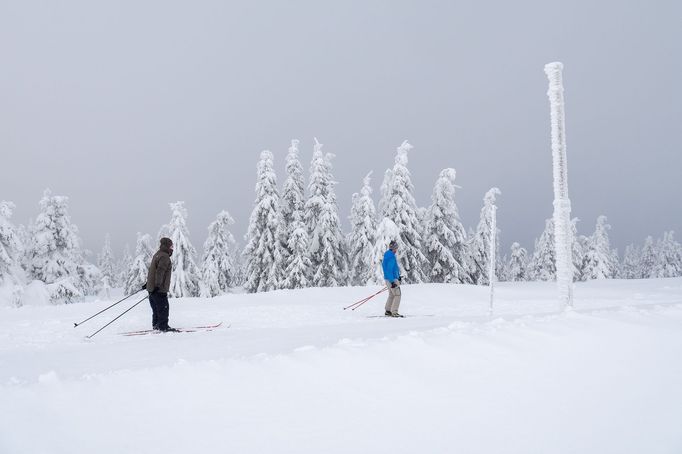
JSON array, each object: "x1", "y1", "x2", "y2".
[{"x1": 146, "y1": 237, "x2": 177, "y2": 332}]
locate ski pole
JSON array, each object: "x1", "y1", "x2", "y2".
[
  {"x1": 349, "y1": 289, "x2": 386, "y2": 311},
  {"x1": 344, "y1": 291, "x2": 377, "y2": 310},
  {"x1": 74, "y1": 288, "x2": 144, "y2": 327},
  {"x1": 343, "y1": 287, "x2": 387, "y2": 311},
  {"x1": 347, "y1": 287, "x2": 387, "y2": 310},
  {"x1": 344, "y1": 293, "x2": 376, "y2": 311},
  {"x1": 86, "y1": 296, "x2": 148, "y2": 339}
]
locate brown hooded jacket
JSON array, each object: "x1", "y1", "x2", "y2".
[{"x1": 147, "y1": 239, "x2": 172, "y2": 294}]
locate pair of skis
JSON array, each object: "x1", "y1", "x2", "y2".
[
  {"x1": 119, "y1": 322, "x2": 224, "y2": 337},
  {"x1": 365, "y1": 314, "x2": 433, "y2": 318}
]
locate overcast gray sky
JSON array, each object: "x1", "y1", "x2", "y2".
[{"x1": 1, "y1": 0, "x2": 680, "y2": 260}]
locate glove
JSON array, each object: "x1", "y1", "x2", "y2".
[
  {"x1": 141, "y1": 283, "x2": 147, "y2": 290},
  {"x1": 391, "y1": 282, "x2": 397, "y2": 289},
  {"x1": 398, "y1": 275, "x2": 402, "y2": 283}
]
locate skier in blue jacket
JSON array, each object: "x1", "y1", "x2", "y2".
[{"x1": 382, "y1": 240, "x2": 403, "y2": 317}]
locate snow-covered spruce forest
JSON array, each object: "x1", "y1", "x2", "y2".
[{"x1": 1, "y1": 139, "x2": 681, "y2": 306}]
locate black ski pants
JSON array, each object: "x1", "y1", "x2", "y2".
[{"x1": 149, "y1": 292, "x2": 170, "y2": 330}]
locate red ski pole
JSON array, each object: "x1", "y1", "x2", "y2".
[
  {"x1": 343, "y1": 287, "x2": 388, "y2": 311},
  {"x1": 350, "y1": 288, "x2": 387, "y2": 311}
]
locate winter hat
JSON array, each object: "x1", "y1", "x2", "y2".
[
  {"x1": 160, "y1": 237, "x2": 173, "y2": 248},
  {"x1": 389, "y1": 240, "x2": 398, "y2": 249}
]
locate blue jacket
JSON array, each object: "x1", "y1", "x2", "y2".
[{"x1": 382, "y1": 249, "x2": 401, "y2": 282}]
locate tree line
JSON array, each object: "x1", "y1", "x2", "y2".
[{"x1": 1, "y1": 139, "x2": 680, "y2": 305}]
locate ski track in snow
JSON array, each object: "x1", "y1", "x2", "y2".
[{"x1": 1, "y1": 278, "x2": 681, "y2": 454}]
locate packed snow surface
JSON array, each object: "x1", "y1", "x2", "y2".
[{"x1": 1, "y1": 278, "x2": 681, "y2": 454}]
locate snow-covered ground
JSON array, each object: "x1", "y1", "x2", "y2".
[{"x1": 1, "y1": 278, "x2": 681, "y2": 454}]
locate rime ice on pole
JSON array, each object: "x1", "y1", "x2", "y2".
[{"x1": 545, "y1": 62, "x2": 574, "y2": 308}]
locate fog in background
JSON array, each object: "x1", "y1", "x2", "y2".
[{"x1": 1, "y1": 0, "x2": 680, "y2": 260}]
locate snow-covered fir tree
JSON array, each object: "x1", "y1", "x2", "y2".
[
  {"x1": 25, "y1": 190, "x2": 89, "y2": 303},
  {"x1": 570, "y1": 218, "x2": 586, "y2": 281},
  {"x1": 652, "y1": 231, "x2": 682, "y2": 278},
  {"x1": 424, "y1": 168, "x2": 470, "y2": 283},
  {"x1": 304, "y1": 138, "x2": 347, "y2": 287},
  {"x1": 670, "y1": 232, "x2": 682, "y2": 277},
  {"x1": 576, "y1": 234, "x2": 590, "y2": 280},
  {"x1": 243, "y1": 150, "x2": 283, "y2": 293},
  {"x1": 281, "y1": 224, "x2": 311, "y2": 289},
  {"x1": 379, "y1": 141, "x2": 427, "y2": 283},
  {"x1": 529, "y1": 218, "x2": 556, "y2": 281},
  {"x1": 581, "y1": 215, "x2": 617, "y2": 280},
  {"x1": 278, "y1": 139, "x2": 310, "y2": 289},
  {"x1": 506, "y1": 242, "x2": 528, "y2": 282},
  {"x1": 416, "y1": 204, "x2": 431, "y2": 277},
  {"x1": 118, "y1": 244, "x2": 132, "y2": 288},
  {"x1": 77, "y1": 258, "x2": 103, "y2": 297},
  {"x1": 620, "y1": 244, "x2": 641, "y2": 279},
  {"x1": 667, "y1": 232, "x2": 682, "y2": 277},
  {"x1": 638, "y1": 236, "x2": 657, "y2": 279},
  {"x1": 611, "y1": 248, "x2": 621, "y2": 276},
  {"x1": 124, "y1": 233, "x2": 153, "y2": 295},
  {"x1": 200, "y1": 210, "x2": 237, "y2": 297},
  {"x1": 280, "y1": 141, "x2": 305, "y2": 230},
  {"x1": 161, "y1": 201, "x2": 200, "y2": 297},
  {"x1": 16, "y1": 223, "x2": 29, "y2": 251},
  {"x1": 347, "y1": 172, "x2": 377, "y2": 286},
  {"x1": 232, "y1": 245, "x2": 247, "y2": 287},
  {"x1": 0, "y1": 201, "x2": 22, "y2": 284},
  {"x1": 416, "y1": 205, "x2": 428, "y2": 251},
  {"x1": 97, "y1": 234, "x2": 116, "y2": 287},
  {"x1": 468, "y1": 188, "x2": 501, "y2": 285},
  {"x1": 371, "y1": 217, "x2": 401, "y2": 285},
  {"x1": 495, "y1": 245, "x2": 506, "y2": 282},
  {"x1": 378, "y1": 169, "x2": 393, "y2": 218}
]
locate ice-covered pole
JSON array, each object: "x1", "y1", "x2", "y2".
[
  {"x1": 488, "y1": 204, "x2": 497, "y2": 316},
  {"x1": 544, "y1": 62, "x2": 574, "y2": 309}
]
